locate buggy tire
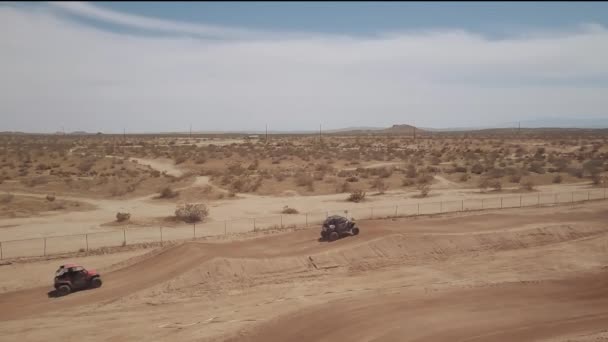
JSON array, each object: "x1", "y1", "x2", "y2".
[
  {"x1": 328, "y1": 232, "x2": 339, "y2": 242},
  {"x1": 351, "y1": 227, "x2": 360, "y2": 236},
  {"x1": 57, "y1": 285, "x2": 71, "y2": 296},
  {"x1": 90, "y1": 277, "x2": 102, "y2": 288}
]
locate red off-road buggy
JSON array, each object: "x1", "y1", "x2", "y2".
[{"x1": 52, "y1": 263, "x2": 102, "y2": 297}]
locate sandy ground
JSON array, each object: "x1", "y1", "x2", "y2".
[
  {"x1": 0, "y1": 249, "x2": 154, "y2": 294},
  {"x1": 0, "y1": 201, "x2": 607, "y2": 341}
]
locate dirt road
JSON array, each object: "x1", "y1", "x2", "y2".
[{"x1": 0, "y1": 202, "x2": 607, "y2": 341}]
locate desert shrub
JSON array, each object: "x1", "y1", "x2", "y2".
[
  {"x1": 158, "y1": 187, "x2": 179, "y2": 199},
  {"x1": 78, "y1": 159, "x2": 95, "y2": 173},
  {"x1": 377, "y1": 167, "x2": 393, "y2": 178},
  {"x1": 528, "y1": 162, "x2": 546, "y2": 174},
  {"x1": 567, "y1": 167, "x2": 584, "y2": 178},
  {"x1": 406, "y1": 164, "x2": 417, "y2": 178},
  {"x1": 583, "y1": 159, "x2": 603, "y2": 177},
  {"x1": 416, "y1": 183, "x2": 430, "y2": 197},
  {"x1": 347, "y1": 190, "x2": 366, "y2": 202},
  {"x1": 520, "y1": 179, "x2": 535, "y2": 191},
  {"x1": 46, "y1": 194, "x2": 56, "y2": 202},
  {"x1": 116, "y1": 212, "x2": 131, "y2": 222},
  {"x1": 553, "y1": 174, "x2": 562, "y2": 183},
  {"x1": 281, "y1": 206, "x2": 299, "y2": 214},
  {"x1": 471, "y1": 163, "x2": 484, "y2": 175},
  {"x1": 591, "y1": 174, "x2": 601, "y2": 185},
  {"x1": 346, "y1": 176, "x2": 359, "y2": 182},
  {"x1": 295, "y1": 172, "x2": 314, "y2": 187},
  {"x1": 0, "y1": 193, "x2": 13, "y2": 204},
  {"x1": 454, "y1": 166, "x2": 467, "y2": 173},
  {"x1": 509, "y1": 174, "x2": 522, "y2": 183},
  {"x1": 175, "y1": 203, "x2": 209, "y2": 223},
  {"x1": 459, "y1": 173, "x2": 471, "y2": 182},
  {"x1": 402, "y1": 178, "x2": 415, "y2": 186}
]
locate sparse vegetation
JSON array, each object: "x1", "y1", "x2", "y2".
[
  {"x1": 116, "y1": 212, "x2": 131, "y2": 222},
  {"x1": 175, "y1": 203, "x2": 209, "y2": 223},
  {"x1": 347, "y1": 189, "x2": 366, "y2": 202},
  {"x1": 281, "y1": 206, "x2": 299, "y2": 214}
]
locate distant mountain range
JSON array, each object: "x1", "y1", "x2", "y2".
[{"x1": 2, "y1": 117, "x2": 607, "y2": 135}]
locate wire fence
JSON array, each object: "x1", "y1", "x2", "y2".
[{"x1": 1, "y1": 188, "x2": 606, "y2": 260}]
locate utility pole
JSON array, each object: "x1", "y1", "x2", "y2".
[
  {"x1": 123, "y1": 128, "x2": 126, "y2": 140},
  {"x1": 319, "y1": 124, "x2": 322, "y2": 143},
  {"x1": 189, "y1": 124, "x2": 192, "y2": 138},
  {"x1": 518, "y1": 121, "x2": 521, "y2": 136},
  {"x1": 265, "y1": 124, "x2": 268, "y2": 143}
]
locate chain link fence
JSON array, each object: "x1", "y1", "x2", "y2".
[{"x1": 1, "y1": 188, "x2": 606, "y2": 260}]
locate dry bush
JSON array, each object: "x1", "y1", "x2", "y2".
[
  {"x1": 347, "y1": 189, "x2": 366, "y2": 202},
  {"x1": 175, "y1": 203, "x2": 209, "y2": 223},
  {"x1": 295, "y1": 172, "x2": 314, "y2": 187},
  {"x1": 509, "y1": 173, "x2": 522, "y2": 183},
  {"x1": 459, "y1": 173, "x2": 471, "y2": 182},
  {"x1": 471, "y1": 163, "x2": 484, "y2": 175},
  {"x1": 406, "y1": 164, "x2": 417, "y2": 178},
  {"x1": 416, "y1": 183, "x2": 430, "y2": 197},
  {"x1": 46, "y1": 194, "x2": 56, "y2": 202},
  {"x1": 281, "y1": 206, "x2": 299, "y2": 214},
  {"x1": 158, "y1": 187, "x2": 179, "y2": 199},
  {"x1": 402, "y1": 178, "x2": 415, "y2": 187},
  {"x1": 116, "y1": 212, "x2": 131, "y2": 222},
  {"x1": 520, "y1": 179, "x2": 535, "y2": 191},
  {"x1": 553, "y1": 174, "x2": 563, "y2": 184}
]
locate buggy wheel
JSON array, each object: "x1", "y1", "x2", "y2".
[
  {"x1": 328, "y1": 232, "x2": 339, "y2": 242},
  {"x1": 57, "y1": 285, "x2": 71, "y2": 296},
  {"x1": 321, "y1": 231, "x2": 328, "y2": 240},
  {"x1": 90, "y1": 277, "x2": 102, "y2": 288},
  {"x1": 351, "y1": 227, "x2": 360, "y2": 236}
]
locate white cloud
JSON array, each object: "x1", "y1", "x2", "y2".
[{"x1": 1, "y1": 5, "x2": 608, "y2": 133}]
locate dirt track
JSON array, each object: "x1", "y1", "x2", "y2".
[{"x1": 1, "y1": 202, "x2": 607, "y2": 341}]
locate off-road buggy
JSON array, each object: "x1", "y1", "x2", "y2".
[
  {"x1": 52, "y1": 263, "x2": 102, "y2": 297},
  {"x1": 320, "y1": 215, "x2": 360, "y2": 241}
]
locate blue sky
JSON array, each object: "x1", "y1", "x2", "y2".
[
  {"x1": 87, "y1": 2, "x2": 608, "y2": 36},
  {"x1": 1, "y1": 2, "x2": 608, "y2": 132}
]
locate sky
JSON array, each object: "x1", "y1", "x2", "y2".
[{"x1": 2, "y1": 2, "x2": 608, "y2": 133}]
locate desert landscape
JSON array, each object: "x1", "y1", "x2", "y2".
[
  {"x1": 3, "y1": 2, "x2": 608, "y2": 341},
  {"x1": 1, "y1": 129, "x2": 607, "y2": 341}
]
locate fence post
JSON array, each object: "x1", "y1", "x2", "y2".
[
  {"x1": 417, "y1": 203, "x2": 420, "y2": 215},
  {"x1": 461, "y1": 200, "x2": 464, "y2": 211},
  {"x1": 395, "y1": 205, "x2": 398, "y2": 217},
  {"x1": 160, "y1": 227, "x2": 163, "y2": 246},
  {"x1": 554, "y1": 193, "x2": 558, "y2": 205},
  {"x1": 439, "y1": 201, "x2": 443, "y2": 213},
  {"x1": 481, "y1": 199, "x2": 484, "y2": 209},
  {"x1": 538, "y1": 193, "x2": 540, "y2": 207},
  {"x1": 123, "y1": 228, "x2": 126, "y2": 246},
  {"x1": 500, "y1": 197, "x2": 503, "y2": 209},
  {"x1": 224, "y1": 220, "x2": 227, "y2": 235},
  {"x1": 0, "y1": 241, "x2": 3, "y2": 260},
  {"x1": 519, "y1": 195, "x2": 522, "y2": 207},
  {"x1": 305, "y1": 213, "x2": 308, "y2": 227},
  {"x1": 44, "y1": 238, "x2": 47, "y2": 256},
  {"x1": 371, "y1": 207, "x2": 374, "y2": 219},
  {"x1": 588, "y1": 191, "x2": 590, "y2": 201},
  {"x1": 571, "y1": 191, "x2": 574, "y2": 203},
  {"x1": 253, "y1": 218, "x2": 256, "y2": 231},
  {"x1": 280, "y1": 215, "x2": 283, "y2": 228},
  {"x1": 85, "y1": 234, "x2": 89, "y2": 252},
  {"x1": 193, "y1": 223, "x2": 196, "y2": 240}
]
